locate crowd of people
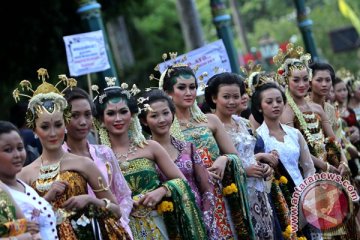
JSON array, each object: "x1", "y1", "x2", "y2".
[{"x1": 0, "y1": 43, "x2": 359, "y2": 240}]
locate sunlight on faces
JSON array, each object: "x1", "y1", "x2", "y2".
[
  {"x1": 35, "y1": 110, "x2": 66, "y2": 151},
  {"x1": 260, "y1": 88, "x2": 284, "y2": 121},
  {"x1": 213, "y1": 84, "x2": 241, "y2": 117},
  {"x1": 0, "y1": 131, "x2": 26, "y2": 177},
  {"x1": 311, "y1": 70, "x2": 332, "y2": 97},
  {"x1": 288, "y1": 67, "x2": 310, "y2": 99},
  {"x1": 67, "y1": 99, "x2": 93, "y2": 141},
  {"x1": 103, "y1": 98, "x2": 131, "y2": 136},
  {"x1": 145, "y1": 100, "x2": 173, "y2": 137},
  {"x1": 168, "y1": 75, "x2": 197, "y2": 109},
  {"x1": 334, "y1": 81, "x2": 348, "y2": 104}
]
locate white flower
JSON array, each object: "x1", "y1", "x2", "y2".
[
  {"x1": 120, "y1": 82, "x2": 129, "y2": 89},
  {"x1": 76, "y1": 214, "x2": 90, "y2": 227}
]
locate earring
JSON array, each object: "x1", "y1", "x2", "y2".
[
  {"x1": 65, "y1": 128, "x2": 68, "y2": 134},
  {"x1": 259, "y1": 109, "x2": 262, "y2": 112},
  {"x1": 34, "y1": 133, "x2": 38, "y2": 139}
]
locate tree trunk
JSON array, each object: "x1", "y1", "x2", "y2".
[{"x1": 175, "y1": 0, "x2": 205, "y2": 50}]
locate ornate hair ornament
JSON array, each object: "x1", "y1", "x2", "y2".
[
  {"x1": 335, "y1": 67, "x2": 360, "y2": 92},
  {"x1": 150, "y1": 52, "x2": 198, "y2": 89},
  {"x1": 273, "y1": 43, "x2": 312, "y2": 86},
  {"x1": 12, "y1": 68, "x2": 77, "y2": 128},
  {"x1": 241, "y1": 61, "x2": 274, "y2": 96},
  {"x1": 92, "y1": 77, "x2": 141, "y2": 104},
  {"x1": 137, "y1": 97, "x2": 153, "y2": 113}
]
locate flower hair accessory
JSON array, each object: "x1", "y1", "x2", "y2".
[
  {"x1": 92, "y1": 77, "x2": 141, "y2": 104},
  {"x1": 12, "y1": 68, "x2": 77, "y2": 128},
  {"x1": 273, "y1": 43, "x2": 312, "y2": 86},
  {"x1": 241, "y1": 61, "x2": 274, "y2": 96}
]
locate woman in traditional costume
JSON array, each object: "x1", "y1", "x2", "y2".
[
  {"x1": 275, "y1": 44, "x2": 356, "y2": 239},
  {"x1": 275, "y1": 43, "x2": 349, "y2": 176},
  {"x1": 137, "y1": 89, "x2": 219, "y2": 238},
  {"x1": 0, "y1": 121, "x2": 48, "y2": 240},
  {"x1": 14, "y1": 69, "x2": 130, "y2": 240},
  {"x1": 204, "y1": 71, "x2": 277, "y2": 239},
  {"x1": 154, "y1": 54, "x2": 255, "y2": 240},
  {"x1": 309, "y1": 63, "x2": 360, "y2": 180},
  {"x1": 63, "y1": 87, "x2": 133, "y2": 238},
  {"x1": 251, "y1": 80, "x2": 316, "y2": 239},
  {"x1": 93, "y1": 79, "x2": 207, "y2": 240}
]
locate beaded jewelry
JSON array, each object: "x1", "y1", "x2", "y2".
[{"x1": 35, "y1": 154, "x2": 65, "y2": 192}]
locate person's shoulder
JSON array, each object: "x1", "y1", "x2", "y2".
[
  {"x1": 146, "y1": 139, "x2": 161, "y2": 148},
  {"x1": 91, "y1": 144, "x2": 113, "y2": 154},
  {"x1": 324, "y1": 101, "x2": 335, "y2": 110},
  {"x1": 309, "y1": 102, "x2": 324, "y2": 112},
  {"x1": 206, "y1": 113, "x2": 222, "y2": 126},
  {"x1": 64, "y1": 152, "x2": 93, "y2": 164},
  {"x1": 18, "y1": 158, "x2": 41, "y2": 181}
]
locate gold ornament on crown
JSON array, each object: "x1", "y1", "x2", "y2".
[
  {"x1": 91, "y1": 77, "x2": 141, "y2": 104},
  {"x1": 241, "y1": 61, "x2": 274, "y2": 96},
  {"x1": 273, "y1": 43, "x2": 312, "y2": 86},
  {"x1": 12, "y1": 68, "x2": 77, "y2": 129}
]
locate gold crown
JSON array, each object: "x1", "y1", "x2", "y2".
[
  {"x1": 13, "y1": 68, "x2": 77, "y2": 103},
  {"x1": 241, "y1": 61, "x2": 274, "y2": 96},
  {"x1": 336, "y1": 67, "x2": 355, "y2": 83},
  {"x1": 272, "y1": 43, "x2": 312, "y2": 85},
  {"x1": 92, "y1": 77, "x2": 141, "y2": 104},
  {"x1": 273, "y1": 43, "x2": 307, "y2": 66},
  {"x1": 150, "y1": 52, "x2": 200, "y2": 89},
  {"x1": 12, "y1": 68, "x2": 76, "y2": 129},
  {"x1": 336, "y1": 67, "x2": 360, "y2": 91}
]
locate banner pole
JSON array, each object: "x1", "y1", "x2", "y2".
[
  {"x1": 87, "y1": 73, "x2": 98, "y2": 144},
  {"x1": 87, "y1": 74, "x2": 93, "y2": 100}
]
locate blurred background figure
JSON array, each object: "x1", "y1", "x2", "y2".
[{"x1": 9, "y1": 101, "x2": 42, "y2": 166}]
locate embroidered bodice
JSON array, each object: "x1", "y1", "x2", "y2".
[
  {"x1": 226, "y1": 116, "x2": 265, "y2": 192},
  {"x1": 181, "y1": 126, "x2": 220, "y2": 162},
  {"x1": 293, "y1": 111, "x2": 325, "y2": 157},
  {"x1": 120, "y1": 158, "x2": 161, "y2": 197},
  {"x1": 63, "y1": 142, "x2": 133, "y2": 229}
]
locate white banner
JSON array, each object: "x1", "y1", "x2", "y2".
[
  {"x1": 63, "y1": 30, "x2": 110, "y2": 76},
  {"x1": 158, "y1": 39, "x2": 231, "y2": 95}
]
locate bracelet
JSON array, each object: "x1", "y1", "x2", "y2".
[
  {"x1": 340, "y1": 161, "x2": 349, "y2": 168},
  {"x1": 325, "y1": 162, "x2": 331, "y2": 172},
  {"x1": 162, "y1": 184, "x2": 171, "y2": 198},
  {"x1": 102, "y1": 198, "x2": 111, "y2": 209}
]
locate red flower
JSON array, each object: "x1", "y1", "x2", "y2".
[{"x1": 278, "y1": 69, "x2": 284, "y2": 75}]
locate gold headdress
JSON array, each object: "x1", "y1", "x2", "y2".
[
  {"x1": 92, "y1": 77, "x2": 147, "y2": 148},
  {"x1": 12, "y1": 68, "x2": 77, "y2": 129},
  {"x1": 92, "y1": 77, "x2": 141, "y2": 105},
  {"x1": 241, "y1": 61, "x2": 274, "y2": 96},
  {"x1": 149, "y1": 52, "x2": 192, "y2": 90},
  {"x1": 335, "y1": 67, "x2": 360, "y2": 92},
  {"x1": 273, "y1": 43, "x2": 312, "y2": 85}
]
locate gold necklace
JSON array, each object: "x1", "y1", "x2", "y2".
[
  {"x1": 115, "y1": 143, "x2": 138, "y2": 170},
  {"x1": 178, "y1": 118, "x2": 197, "y2": 128},
  {"x1": 35, "y1": 154, "x2": 65, "y2": 192}
]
